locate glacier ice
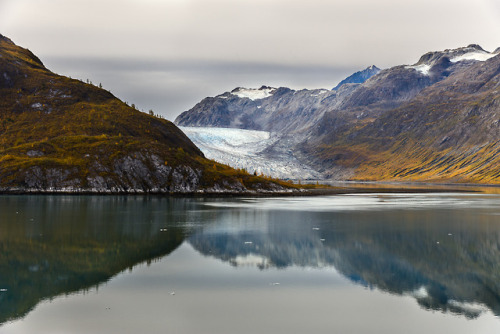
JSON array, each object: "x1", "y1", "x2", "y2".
[{"x1": 180, "y1": 126, "x2": 321, "y2": 180}]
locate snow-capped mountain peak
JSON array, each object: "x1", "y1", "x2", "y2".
[
  {"x1": 415, "y1": 44, "x2": 496, "y2": 65},
  {"x1": 332, "y1": 65, "x2": 381, "y2": 90},
  {"x1": 231, "y1": 86, "x2": 276, "y2": 100},
  {"x1": 406, "y1": 44, "x2": 497, "y2": 76}
]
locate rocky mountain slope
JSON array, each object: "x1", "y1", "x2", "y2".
[
  {"x1": 175, "y1": 44, "x2": 500, "y2": 183},
  {"x1": 0, "y1": 34, "x2": 293, "y2": 193},
  {"x1": 308, "y1": 47, "x2": 500, "y2": 182}
]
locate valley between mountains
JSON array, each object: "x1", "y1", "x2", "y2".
[{"x1": 176, "y1": 44, "x2": 500, "y2": 184}]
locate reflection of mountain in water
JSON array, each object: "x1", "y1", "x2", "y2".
[
  {"x1": 188, "y1": 208, "x2": 500, "y2": 319},
  {"x1": 0, "y1": 196, "x2": 201, "y2": 325}
]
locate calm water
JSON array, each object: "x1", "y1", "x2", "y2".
[{"x1": 1, "y1": 193, "x2": 500, "y2": 333}]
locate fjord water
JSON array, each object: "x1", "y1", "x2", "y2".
[{"x1": 1, "y1": 194, "x2": 500, "y2": 333}]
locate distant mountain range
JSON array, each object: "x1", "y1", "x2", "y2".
[
  {"x1": 0, "y1": 34, "x2": 293, "y2": 193},
  {"x1": 176, "y1": 44, "x2": 500, "y2": 183}
]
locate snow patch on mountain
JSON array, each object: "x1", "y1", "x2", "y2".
[
  {"x1": 180, "y1": 126, "x2": 321, "y2": 179},
  {"x1": 231, "y1": 87, "x2": 276, "y2": 100},
  {"x1": 406, "y1": 64, "x2": 431, "y2": 75},
  {"x1": 310, "y1": 90, "x2": 329, "y2": 97},
  {"x1": 450, "y1": 51, "x2": 496, "y2": 63}
]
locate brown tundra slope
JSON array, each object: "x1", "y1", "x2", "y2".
[{"x1": 0, "y1": 34, "x2": 292, "y2": 193}]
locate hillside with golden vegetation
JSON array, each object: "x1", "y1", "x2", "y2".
[
  {"x1": 306, "y1": 54, "x2": 500, "y2": 184},
  {"x1": 0, "y1": 34, "x2": 292, "y2": 193}
]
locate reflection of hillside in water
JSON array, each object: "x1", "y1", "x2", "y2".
[
  {"x1": 0, "y1": 196, "x2": 204, "y2": 325},
  {"x1": 188, "y1": 206, "x2": 500, "y2": 319}
]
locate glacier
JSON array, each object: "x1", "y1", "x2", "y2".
[{"x1": 180, "y1": 126, "x2": 321, "y2": 180}]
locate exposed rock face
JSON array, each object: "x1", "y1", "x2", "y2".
[
  {"x1": 23, "y1": 167, "x2": 80, "y2": 190},
  {"x1": 13, "y1": 153, "x2": 201, "y2": 193},
  {"x1": 176, "y1": 45, "x2": 500, "y2": 183},
  {"x1": 4, "y1": 150, "x2": 292, "y2": 194}
]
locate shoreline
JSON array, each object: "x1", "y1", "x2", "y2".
[{"x1": 0, "y1": 182, "x2": 489, "y2": 197}]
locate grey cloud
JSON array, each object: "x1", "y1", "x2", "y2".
[
  {"x1": 3, "y1": 0, "x2": 500, "y2": 121},
  {"x1": 44, "y1": 56, "x2": 358, "y2": 120}
]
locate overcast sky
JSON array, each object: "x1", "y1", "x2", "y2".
[{"x1": 1, "y1": 0, "x2": 499, "y2": 120}]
